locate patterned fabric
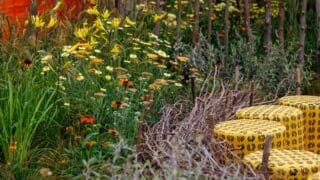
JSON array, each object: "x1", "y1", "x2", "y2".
[
  {"x1": 235, "y1": 105, "x2": 304, "y2": 150},
  {"x1": 278, "y1": 96, "x2": 320, "y2": 153},
  {"x1": 244, "y1": 149, "x2": 320, "y2": 180},
  {"x1": 308, "y1": 172, "x2": 320, "y2": 180},
  {"x1": 214, "y1": 119, "x2": 285, "y2": 158}
]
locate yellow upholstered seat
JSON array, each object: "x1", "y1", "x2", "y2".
[
  {"x1": 235, "y1": 105, "x2": 304, "y2": 150},
  {"x1": 308, "y1": 172, "x2": 320, "y2": 180},
  {"x1": 278, "y1": 96, "x2": 320, "y2": 153},
  {"x1": 244, "y1": 149, "x2": 320, "y2": 180},
  {"x1": 214, "y1": 119, "x2": 285, "y2": 158}
]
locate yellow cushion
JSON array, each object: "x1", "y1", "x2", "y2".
[
  {"x1": 214, "y1": 119, "x2": 285, "y2": 158},
  {"x1": 244, "y1": 149, "x2": 320, "y2": 180},
  {"x1": 308, "y1": 172, "x2": 320, "y2": 180},
  {"x1": 278, "y1": 96, "x2": 320, "y2": 153},
  {"x1": 235, "y1": 105, "x2": 304, "y2": 150}
]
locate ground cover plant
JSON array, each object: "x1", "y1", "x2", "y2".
[{"x1": 0, "y1": 0, "x2": 319, "y2": 179}]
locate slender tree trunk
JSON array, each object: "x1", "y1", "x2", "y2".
[
  {"x1": 176, "y1": 0, "x2": 182, "y2": 41},
  {"x1": 243, "y1": 0, "x2": 252, "y2": 42},
  {"x1": 278, "y1": 0, "x2": 285, "y2": 55},
  {"x1": 317, "y1": 0, "x2": 320, "y2": 78},
  {"x1": 192, "y1": 0, "x2": 200, "y2": 47},
  {"x1": 264, "y1": 0, "x2": 272, "y2": 61},
  {"x1": 299, "y1": 0, "x2": 307, "y2": 65},
  {"x1": 154, "y1": 0, "x2": 161, "y2": 35},
  {"x1": 224, "y1": 0, "x2": 230, "y2": 65},
  {"x1": 207, "y1": 0, "x2": 213, "y2": 43}
]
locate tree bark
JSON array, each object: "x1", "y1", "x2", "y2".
[
  {"x1": 207, "y1": 0, "x2": 213, "y2": 43},
  {"x1": 278, "y1": 0, "x2": 285, "y2": 55},
  {"x1": 316, "y1": 0, "x2": 320, "y2": 78},
  {"x1": 192, "y1": 0, "x2": 200, "y2": 47},
  {"x1": 264, "y1": 0, "x2": 272, "y2": 62},
  {"x1": 224, "y1": 0, "x2": 230, "y2": 65},
  {"x1": 176, "y1": 0, "x2": 182, "y2": 41},
  {"x1": 243, "y1": 0, "x2": 252, "y2": 42},
  {"x1": 299, "y1": 0, "x2": 307, "y2": 65}
]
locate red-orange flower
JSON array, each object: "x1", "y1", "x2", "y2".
[
  {"x1": 85, "y1": 140, "x2": 96, "y2": 147},
  {"x1": 111, "y1": 100, "x2": 124, "y2": 108},
  {"x1": 65, "y1": 126, "x2": 74, "y2": 133},
  {"x1": 217, "y1": 33, "x2": 225, "y2": 38},
  {"x1": 100, "y1": 140, "x2": 110, "y2": 147},
  {"x1": 9, "y1": 140, "x2": 17, "y2": 152},
  {"x1": 74, "y1": 135, "x2": 82, "y2": 141},
  {"x1": 20, "y1": 59, "x2": 33, "y2": 69},
  {"x1": 119, "y1": 78, "x2": 133, "y2": 88},
  {"x1": 107, "y1": 129, "x2": 120, "y2": 136},
  {"x1": 80, "y1": 115, "x2": 95, "y2": 124},
  {"x1": 140, "y1": 95, "x2": 153, "y2": 103}
]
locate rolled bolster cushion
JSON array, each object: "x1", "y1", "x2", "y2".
[
  {"x1": 278, "y1": 96, "x2": 320, "y2": 153},
  {"x1": 214, "y1": 119, "x2": 286, "y2": 158},
  {"x1": 244, "y1": 149, "x2": 320, "y2": 180},
  {"x1": 235, "y1": 105, "x2": 304, "y2": 150}
]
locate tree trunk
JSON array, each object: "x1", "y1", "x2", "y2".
[
  {"x1": 224, "y1": 0, "x2": 230, "y2": 65},
  {"x1": 316, "y1": 0, "x2": 320, "y2": 78},
  {"x1": 207, "y1": 0, "x2": 213, "y2": 43},
  {"x1": 192, "y1": 0, "x2": 200, "y2": 47},
  {"x1": 176, "y1": 0, "x2": 182, "y2": 41},
  {"x1": 154, "y1": 0, "x2": 161, "y2": 35},
  {"x1": 278, "y1": 0, "x2": 285, "y2": 55},
  {"x1": 299, "y1": 0, "x2": 307, "y2": 65},
  {"x1": 264, "y1": 0, "x2": 272, "y2": 61},
  {"x1": 243, "y1": 0, "x2": 252, "y2": 42}
]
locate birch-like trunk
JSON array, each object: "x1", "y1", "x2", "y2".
[
  {"x1": 264, "y1": 0, "x2": 272, "y2": 61},
  {"x1": 192, "y1": 0, "x2": 200, "y2": 47},
  {"x1": 299, "y1": 0, "x2": 307, "y2": 65},
  {"x1": 317, "y1": 0, "x2": 320, "y2": 78},
  {"x1": 243, "y1": 0, "x2": 252, "y2": 42},
  {"x1": 278, "y1": 0, "x2": 285, "y2": 55}
]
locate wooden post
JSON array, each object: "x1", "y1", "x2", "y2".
[
  {"x1": 260, "y1": 134, "x2": 274, "y2": 180},
  {"x1": 296, "y1": 67, "x2": 302, "y2": 95},
  {"x1": 299, "y1": 0, "x2": 307, "y2": 65},
  {"x1": 224, "y1": 0, "x2": 230, "y2": 66},
  {"x1": 207, "y1": 0, "x2": 213, "y2": 43},
  {"x1": 264, "y1": 0, "x2": 272, "y2": 62},
  {"x1": 176, "y1": 0, "x2": 182, "y2": 41},
  {"x1": 243, "y1": 0, "x2": 252, "y2": 42},
  {"x1": 192, "y1": 0, "x2": 200, "y2": 47},
  {"x1": 278, "y1": 0, "x2": 285, "y2": 55},
  {"x1": 316, "y1": 0, "x2": 320, "y2": 79},
  {"x1": 249, "y1": 81, "x2": 254, "y2": 106}
]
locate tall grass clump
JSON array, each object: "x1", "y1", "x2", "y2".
[{"x1": 0, "y1": 77, "x2": 57, "y2": 177}]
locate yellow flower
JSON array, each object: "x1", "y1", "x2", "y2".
[
  {"x1": 31, "y1": 15, "x2": 45, "y2": 28},
  {"x1": 87, "y1": 6, "x2": 100, "y2": 16},
  {"x1": 111, "y1": 18, "x2": 121, "y2": 28},
  {"x1": 90, "y1": 58, "x2": 104, "y2": 65},
  {"x1": 153, "y1": 13, "x2": 167, "y2": 22},
  {"x1": 46, "y1": 16, "x2": 57, "y2": 29},
  {"x1": 147, "y1": 53, "x2": 159, "y2": 61},
  {"x1": 105, "y1": 75, "x2": 112, "y2": 81},
  {"x1": 177, "y1": 56, "x2": 189, "y2": 62},
  {"x1": 102, "y1": 9, "x2": 111, "y2": 19},
  {"x1": 125, "y1": 16, "x2": 136, "y2": 26},
  {"x1": 52, "y1": 1, "x2": 62, "y2": 11},
  {"x1": 110, "y1": 44, "x2": 121, "y2": 56},
  {"x1": 76, "y1": 73, "x2": 84, "y2": 81},
  {"x1": 9, "y1": 140, "x2": 17, "y2": 152},
  {"x1": 106, "y1": 66, "x2": 114, "y2": 72},
  {"x1": 74, "y1": 27, "x2": 90, "y2": 40},
  {"x1": 94, "y1": 18, "x2": 105, "y2": 30}
]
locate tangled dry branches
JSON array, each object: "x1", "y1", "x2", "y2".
[{"x1": 139, "y1": 83, "x2": 266, "y2": 179}]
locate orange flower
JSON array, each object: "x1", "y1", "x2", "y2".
[
  {"x1": 9, "y1": 140, "x2": 17, "y2": 152},
  {"x1": 74, "y1": 135, "x2": 82, "y2": 141},
  {"x1": 100, "y1": 140, "x2": 110, "y2": 147},
  {"x1": 111, "y1": 100, "x2": 124, "y2": 108},
  {"x1": 85, "y1": 140, "x2": 96, "y2": 147},
  {"x1": 217, "y1": 33, "x2": 225, "y2": 38},
  {"x1": 119, "y1": 79, "x2": 133, "y2": 88},
  {"x1": 107, "y1": 129, "x2": 120, "y2": 136},
  {"x1": 140, "y1": 95, "x2": 153, "y2": 103},
  {"x1": 80, "y1": 115, "x2": 95, "y2": 124},
  {"x1": 65, "y1": 126, "x2": 74, "y2": 133}
]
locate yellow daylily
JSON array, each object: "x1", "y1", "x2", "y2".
[
  {"x1": 31, "y1": 15, "x2": 45, "y2": 28},
  {"x1": 46, "y1": 16, "x2": 57, "y2": 29},
  {"x1": 111, "y1": 18, "x2": 121, "y2": 28},
  {"x1": 87, "y1": 6, "x2": 100, "y2": 16},
  {"x1": 153, "y1": 13, "x2": 167, "y2": 23},
  {"x1": 74, "y1": 27, "x2": 90, "y2": 40},
  {"x1": 125, "y1": 16, "x2": 136, "y2": 26}
]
